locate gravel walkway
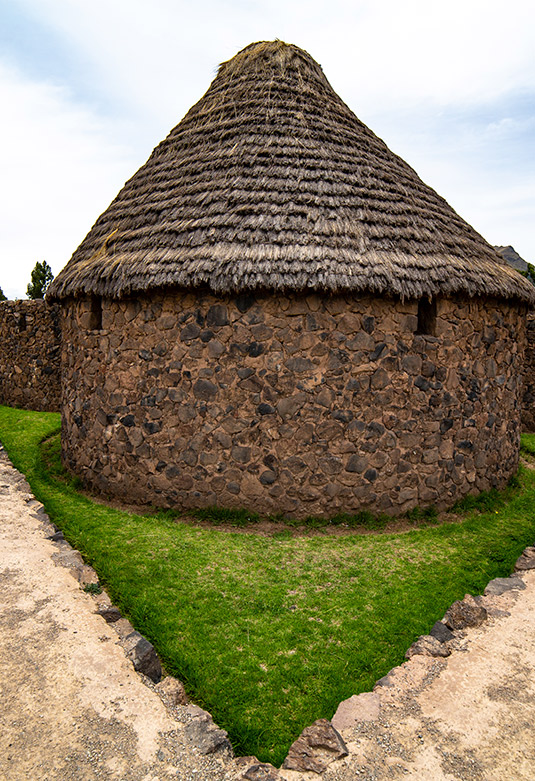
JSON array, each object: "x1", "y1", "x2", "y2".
[{"x1": 1, "y1": 443, "x2": 535, "y2": 781}]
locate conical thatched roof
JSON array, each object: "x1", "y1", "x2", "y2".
[{"x1": 48, "y1": 41, "x2": 535, "y2": 303}]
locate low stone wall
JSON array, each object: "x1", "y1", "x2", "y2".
[
  {"x1": 522, "y1": 314, "x2": 535, "y2": 432},
  {"x1": 60, "y1": 290, "x2": 525, "y2": 517},
  {"x1": 0, "y1": 300, "x2": 61, "y2": 412}
]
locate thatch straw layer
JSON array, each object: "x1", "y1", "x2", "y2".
[{"x1": 48, "y1": 41, "x2": 535, "y2": 304}]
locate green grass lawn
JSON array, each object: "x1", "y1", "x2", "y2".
[{"x1": 1, "y1": 404, "x2": 535, "y2": 766}]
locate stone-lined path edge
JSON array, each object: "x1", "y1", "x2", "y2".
[{"x1": 1, "y1": 441, "x2": 535, "y2": 780}]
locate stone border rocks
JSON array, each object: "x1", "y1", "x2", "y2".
[{"x1": 282, "y1": 719, "x2": 348, "y2": 774}]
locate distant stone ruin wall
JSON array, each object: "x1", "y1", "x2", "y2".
[
  {"x1": 60, "y1": 291, "x2": 525, "y2": 518},
  {"x1": 522, "y1": 314, "x2": 535, "y2": 432},
  {"x1": 0, "y1": 300, "x2": 61, "y2": 412}
]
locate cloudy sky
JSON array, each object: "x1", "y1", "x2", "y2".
[{"x1": 1, "y1": 0, "x2": 534, "y2": 299}]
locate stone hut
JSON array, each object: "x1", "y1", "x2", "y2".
[{"x1": 47, "y1": 41, "x2": 535, "y2": 517}]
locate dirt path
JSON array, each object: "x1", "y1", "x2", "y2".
[
  {"x1": 1, "y1": 442, "x2": 535, "y2": 781},
  {"x1": 321, "y1": 570, "x2": 535, "y2": 781},
  {"x1": 0, "y1": 446, "x2": 238, "y2": 781}
]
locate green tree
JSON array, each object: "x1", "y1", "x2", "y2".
[
  {"x1": 26, "y1": 261, "x2": 54, "y2": 299},
  {"x1": 520, "y1": 263, "x2": 535, "y2": 287},
  {"x1": 0, "y1": 287, "x2": 7, "y2": 301}
]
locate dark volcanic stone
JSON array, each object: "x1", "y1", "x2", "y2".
[
  {"x1": 242, "y1": 762, "x2": 280, "y2": 780},
  {"x1": 482, "y1": 326, "x2": 496, "y2": 345},
  {"x1": 231, "y1": 446, "x2": 251, "y2": 463},
  {"x1": 401, "y1": 355, "x2": 422, "y2": 374},
  {"x1": 235, "y1": 293, "x2": 256, "y2": 313},
  {"x1": 362, "y1": 316, "x2": 375, "y2": 334},
  {"x1": 283, "y1": 456, "x2": 306, "y2": 472},
  {"x1": 366, "y1": 421, "x2": 385, "y2": 437},
  {"x1": 414, "y1": 375, "x2": 430, "y2": 391},
  {"x1": 484, "y1": 576, "x2": 526, "y2": 596},
  {"x1": 370, "y1": 342, "x2": 387, "y2": 361},
  {"x1": 206, "y1": 305, "x2": 229, "y2": 327},
  {"x1": 346, "y1": 455, "x2": 367, "y2": 473},
  {"x1": 319, "y1": 456, "x2": 343, "y2": 475},
  {"x1": 180, "y1": 322, "x2": 201, "y2": 341},
  {"x1": 514, "y1": 547, "x2": 535, "y2": 571},
  {"x1": 332, "y1": 409, "x2": 353, "y2": 423},
  {"x1": 285, "y1": 357, "x2": 314, "y2": 373},
  {"x1": 193, "y1": 379, "x2": 218, "y2": 400},
  {"x1": 282, "y1": 719, "x2": 348, "y2": 774},
  {"x1": 457, "y1": 440, "x2": 474, "y2": 451},
  {"x1": 405, "y1": 635, "x2": 451, "y2": 659},
  {"x1": 421, "y1": 360, "x2": 436, "y2": 377},
  {"x1": 258, "y1": 403, "x2": 276, "y2": 415},
  {"x1": 181, "y1": 449, "x2": 197, "y2": 466},
  {"x1": 440, "y1": 418, "x2": 454, "y2": 433},
  {"x1": 121, "y1": 631, "x2": 162, "y2": 682},
  {"x1": 430, "y1": 621, "x2": 455, "y2": 643},
  {"x1": 276, "y1": 394, "x2": 306, "y2": 419},
  {"x1": 370, "y1": 368, "x2": 389, "y2": 389},
  {"x1": 184, "y1": 716, "x2": 232, "y2": 755},
  {"x1": 96, "y1": 604, "x2": 122, "y2": 623},
  {"x1": 154, "y1": 342, "x2": 168, "y2": 356},
  {"x1": 247, "y1": 342, "x2": 264, "y2": 357},
  {"x1": 444, "y1": 595, "x2": 488, "y2": 630}
]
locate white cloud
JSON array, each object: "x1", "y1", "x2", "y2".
[
  {"x1": 1, "y1": 0, "x2": 534, "y2": 298},
  {"x1": 455, "y1": 181, "x2": 535, "y2": 264},
  {"x1": 15, "y1": 0, "x2": 535, "y2": 118},
  {"x1": 0, "y1": 59, "x2": 137, "y2": 298},
  {"x1": 387, "y1": 120, "x2": 535, "y2": 263}
]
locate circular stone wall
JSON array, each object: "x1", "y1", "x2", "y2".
[{"x1": 60, "y1": 290, "x2": 526, "y2": 517}]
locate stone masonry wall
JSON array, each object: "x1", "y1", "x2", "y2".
[
  {"x1": 0, "y1": 300, "x2": 61, "y2": 412},
  {"x1": 522, "y1": 314, "x2": 535, "y2": 432},
  {"x1": 60, "y1": 290, "x2": 525, "y2": 517}
]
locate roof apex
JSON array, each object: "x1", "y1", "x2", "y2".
[{"x1": 218, "y1": 39, "x2": 324, "y2": 76}]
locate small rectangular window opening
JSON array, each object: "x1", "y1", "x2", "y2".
[
  {"x1": 18, "y1": 313, "x2": 27, "y2": 331},
  {"x1": 88, "y1": 297, "x2": 103, "y2": 331},
  {"x1": 416, "y1": 297, "x2": 436, "y2": 335}
]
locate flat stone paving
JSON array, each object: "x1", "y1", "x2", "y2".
[{"x1": 1, "y1": 442, "x2": 535, "y2": 781}]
